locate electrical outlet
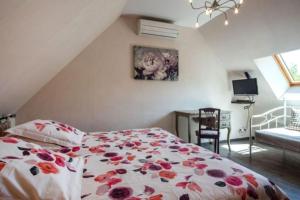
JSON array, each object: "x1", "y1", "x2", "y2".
[{"x1": 239, "y1": 127, "x2": 247, "y2": 135}]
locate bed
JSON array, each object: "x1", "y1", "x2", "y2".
[
  {"x1": 256, "y1": 128, "x2": 300, "y2": 153},
  {"x1": 251, "y1": 105, "x2": 300, "y2": 154},
  {"x1": 1, "y1": 121, "x2": 289, "y2": 200},
  {"x1": 64, "y1": 128, "x2": 287, "y2": 200}
]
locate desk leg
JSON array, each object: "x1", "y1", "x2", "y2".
[
  {"x1": 175, "y1": 114, "x2": 179, "y2": 137},
  {"x1": 227, "y1": 127, "x2": 231, "y2": 152},
  {"x1": 188, "y1": 116, "x2": 191, "y2": 143}
]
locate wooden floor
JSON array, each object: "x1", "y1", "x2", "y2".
[{"x1": 203, "y1": 140, "x2": 300, "y2": 200}]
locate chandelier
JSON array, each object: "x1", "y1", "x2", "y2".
[{"x1": 188, "y1": 0, "x2": 244, "y2": 27}]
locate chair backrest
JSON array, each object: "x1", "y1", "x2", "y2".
[{"x1": 199, "y1": 108, "x2": 221, "y2": 132}]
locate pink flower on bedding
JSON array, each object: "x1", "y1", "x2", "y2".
[
  {"x1": 37, "y1": 162, "x2": 59, "y2": 174},
  {"x1": 182, "y1": 160, "x2": 195, "y2": 167},
  {"x1": 176, "y1": 182, "x2": 189, "y2": 189},
  {"x1": 148, "y1": 164, "x2": 162, "y2": 171},
  {"x1": 159, "y1": 170, "x2": 177, "y2": 179},
  {"x1": 110, "y1": 156, "x2": 123, "y2": 161},
  {"x1": 127, "y1": 155, "x2": 136, "y2": 161},
  {"x1": 1, "y1": 137, "x2": 19, "y2": 144},
  {"x1": 0, "y1": 162, "x2": 6, "y2": 171},
  {"x1": 89, "y1": 146, "x2": 105, "y2": 154},
  {"x1": 243, "y1": 174, "x2": 258, "y2": 188},
  {"x1": 178, "y1": 147, "x2": 189, "y2": 153},
  {"x1": 106, "y1": 170, "x2": 117, "y2": 177},
  {"x1": 150, "y1": 141, "x2": 161, "y2": 147},
  {"x1": 191, "y1": 146, "x2": 200, "y2": 152},
  {"x1": 35, "y1": 123, "x2": 46, "y2": 132},
  {"x1": 54, "y1": 155, "x2": 65, "y2": 167},
  {"x1": 104, "y1": 152, "x2": 118, "y2": 157},
  {"x1": 187, "y1": 182, "x2": 202, "y2": 193},
  {"x1": 95, "y1": 174, "x2": 111, "y2": 183},
  {"x1": 127, "y1": 197, "x2": 142, "y2": 200},
  {"x1": 72, "y1": 146, "x2": 80, "y2": 152},
  {"x1": 109, "y1": 187, "x2": 133, "y2": 200},
  {"x1": 157, "y1": 161, "x2": 172, "y2": 170},
  {"x1": 195, "y1": 164, "x2": 208, "y2": 170},
  {"x1": 146, "y1": 150, "x2": 160, "y2": 155},
  {"x1": 176, "y1": 182, "x2": 202, "y2": 192},
  {"x1": 107, "y1": 178, "x2": 122, "y2": 187},
  {"x1": 149, "y1": 194, "x2": 163, "y2": 200},
  {"x1": 116, "y1": 169, "x2": 127, "y2": 174},
  {"x1": 206, "y1": 169, "x2": 226, "y2": 178},
  {"x1": 37, "y1": 153, "x2": 54, "y2": 161},
  {"x1": 30, "y1": 148, "x2": 38, "y2": 154},
  {"x1": 95, "y1": 170, "x2": 117, "y2": 183},
  {"x1": 225, "y1": 176, "x2": 243, "y2": 186},
  {"x1": 235, "y1": 187, "x2": 247, "y2": 200}
]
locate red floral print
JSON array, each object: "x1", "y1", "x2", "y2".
[
  {"x1": 35, "y1": 123, "x2": 46, "y2": 132},
  {"x1": 54, "y1": 155, "x2": 65, "y2": 167},
  {"x1": 225, "y1": 176, "x2": 243, "y2": 186},
  {"x1": 0, "y1": 162, "x2": 6, "y2": 171},
  {"x1": 1, "y1": 137, "x2": 18, "y2": 144},
  {"x1": 109, "y1": 187, "x2": 133, "y2": 200},
  {"x1": 89, "y1": 146, "x2": 105, "y2": 154},
  {"x1": 182, "y1": 160, "x2": 195, "y2": 167},
  {"x1": 95, "y1": 170, "x2": 117, "y2": 183},
  {"x1": 187, "y1": 182, "x2": 202, "y2": 192},
  {"x1": 72, "y1": 146, "x2": 80, "y2": 152},
  {"x1": 149, "y1": 194, "x2": 163, "y2": 200},
  {"x1": 159, "y1": 170, "x2": 177, "y2": 179},
  {"x1": 243, "y1": 174, "x2": 258, "y2": 188},
  {"x1": 107, "y1": 178, "x2": 122, "y2": 187},
  {"x1": 95, "y1": 174, "x2": 111, "y2": 183},
  {"x1": 37, "y1": 162, "x2": 59, "y2": 174}
]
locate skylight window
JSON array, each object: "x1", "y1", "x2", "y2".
[{"x1": 274, "y1": 49, "x2": 300, "y2": 86}]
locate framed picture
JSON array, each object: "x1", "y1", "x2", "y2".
[{"x1": 133, "y1": 46, "x2": 178, "y2": 81}]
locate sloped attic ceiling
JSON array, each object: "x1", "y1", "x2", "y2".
[{"x1": 0, "y1": 0, "x2": 127, "y2": 114}]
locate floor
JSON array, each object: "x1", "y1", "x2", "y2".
[{"x1": 203, "y1": 140, "x2": 300, "y2": 200}]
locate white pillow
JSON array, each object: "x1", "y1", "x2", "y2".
[
  {"x1": 0, "y1": 137, "x2": 84, "y2": 200},
  {"x1": 6, "y1": 120, "x2": 85, "y2": 147}
]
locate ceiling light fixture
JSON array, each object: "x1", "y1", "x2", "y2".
[{"x1": 189, "y1": 0, "x2": 244, "y2": 28}]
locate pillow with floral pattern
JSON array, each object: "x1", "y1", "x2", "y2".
[
  {"x1": 6, "y1": 119, "x2": 85, "y2": 147},
  {"x1": 287, "y1": 109, "x2": 300, "y2": 131},
  {"x1": 0, "y1": 137, "x2": 84, "y2": 200}
]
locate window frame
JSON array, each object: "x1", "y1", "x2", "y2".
[{"x1": 273, "y1": 54, "x2": 300, "y2": 86}]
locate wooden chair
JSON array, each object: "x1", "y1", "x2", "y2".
[{"x1": 195, "y1": 108, "x2": 221, "y2": 153}]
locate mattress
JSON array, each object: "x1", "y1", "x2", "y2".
[
  {"x1": 49, "y1": 128, "x2": 288, "y2": 200},
  {"x1": 256, "y1": 128, "x2": 300, "y2": 153}
]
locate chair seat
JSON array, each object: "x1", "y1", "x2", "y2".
[{"x1": 196, "y1": 130, "x2": 218, "y2": 135}]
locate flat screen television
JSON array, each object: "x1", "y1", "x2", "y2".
[{"x1": 232, "y1": 78, "x2": 258, "y2": 96}]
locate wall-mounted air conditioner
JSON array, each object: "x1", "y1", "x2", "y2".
[{"x1": 137, "y1": 19, "x2": 179, "y2": 39}]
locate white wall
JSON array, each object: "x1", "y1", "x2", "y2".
[
  {"x1": 0, "y1": 0, "x2": 127, "y2": 114},
  {"x1": 17, "y1": 16, "x2": 247, "y2": 141}
]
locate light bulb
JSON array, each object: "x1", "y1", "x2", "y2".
[
  {"x1": 195, "y1": 22, "x2": 200, "y2": 28},
  {"x1": 189, "y1": 0, "x2": 193, "y2": 3},
  {"x1": 209, "y1": 9, "x2": 213, "y2": 14},
  {"x1": 224, "y1": 20, "x2": 229, "y2": 26},
  {"x1": 240, "y1": 0, "x2": 244, "y2": 4},
  {"x1": 205, "y1": 9, "x2": 210, "y2": 15},
  {"x1": 234, "y1": 7, "x2": 239, "y2": 14}
]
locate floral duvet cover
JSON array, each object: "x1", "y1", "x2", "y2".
[{"x1": 58, "y1": 128, "x2": 288, "y2": 200}]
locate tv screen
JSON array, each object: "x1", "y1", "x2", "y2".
[{"x1": 232, "y1": 78, "x2": 258, "y2": 96}]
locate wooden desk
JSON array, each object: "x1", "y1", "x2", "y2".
[{"x1": 175, "y1": 110, "x2": 232, "y2": 151}]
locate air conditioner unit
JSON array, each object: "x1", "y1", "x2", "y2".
[{"x1": 138, "y1": 19, "x2": 179, "y2": 39}]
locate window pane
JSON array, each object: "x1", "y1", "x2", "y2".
[{"x1": 280, "y1": 49, "x2": 300, "y2": 82}]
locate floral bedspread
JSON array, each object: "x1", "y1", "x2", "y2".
[{"x1": 57, "y1": 128, "x2": 288, "y2": 200}]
